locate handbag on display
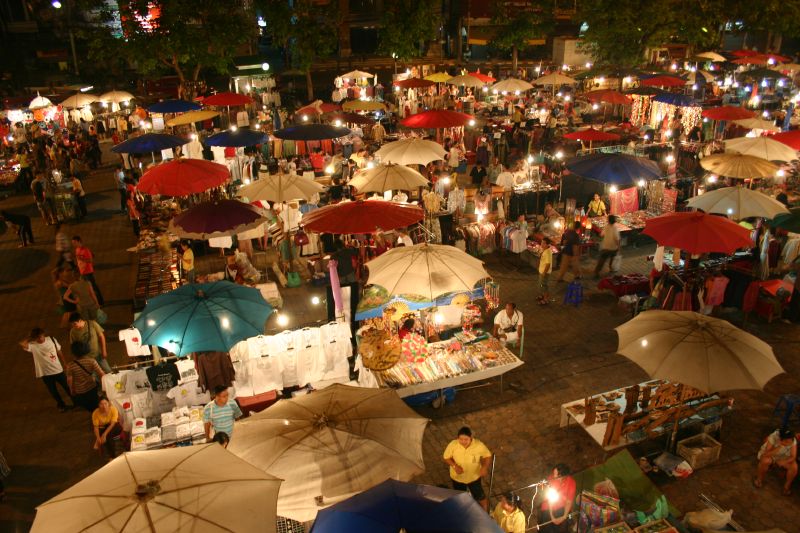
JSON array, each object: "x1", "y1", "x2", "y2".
[{"x1": 294, "y1": 229, "x2": 309, "y2": 246}]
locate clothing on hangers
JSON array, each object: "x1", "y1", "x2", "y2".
[{"x1": 119, "y1": 327, "x2": 151, "y2": 357}]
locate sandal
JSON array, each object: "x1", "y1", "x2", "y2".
[
  {"x1": 753, "y1": 478, "x2": 763, "y2": 489},
  {"x1": 783, "y1": 488, "x2": 792, "y2": 496}
]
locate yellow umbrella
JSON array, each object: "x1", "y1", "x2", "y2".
[
  {"x1": 166, "y1": 110, "x2": 220, "y2": 126},
  {"x1": 424, "y1": 72, "x2": 452, "y2": 83},
  {"x1": 700, "y1": 153, "x2": 779, "y2": 178},
  {"x1": 446, "y1": 74, "x2": 485, "y2": 88},
  {"x1": 534, "y1": 72, "x2": 577, "y2": 85},
  {"x1": 342, "y1": 100, "x2": 386, "y2": 111}
]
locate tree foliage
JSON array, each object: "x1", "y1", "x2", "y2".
[
  {"x1": 376, "y1": 0, "x2": 441, "y2": 61},
  {"x1": 491, "y1": 1, "x2": 554, "y2": 56}
]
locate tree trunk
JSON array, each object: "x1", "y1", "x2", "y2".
[
  {"x1": 512, "y1": 45, "x2": 518, "y2": 74},
  {"x1": 306, "y1": 68, "x2": 314, "y2": 101}
]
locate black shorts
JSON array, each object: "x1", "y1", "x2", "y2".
[{"x1": 452, "y1": 478, "x2": 486, "y2": 500}]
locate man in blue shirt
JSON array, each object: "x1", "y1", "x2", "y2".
[{"x1": 203, "y1": 385, "x2": 243, "y2": 440}]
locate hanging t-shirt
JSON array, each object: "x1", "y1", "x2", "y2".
[
  {"x1": 244, "y1": 357, "x2": 284, "y2": 395},
  {"x1": 127, "y1": 368, "x2": 151, "y2": 391},
  {"x1": 146, "y1": 362, "x2": 180, "y2": 391},
  {"x1": 24, "y1": 337, "x2": 63, "y2": 378},
  {"x1": 102, "y1": 372, "x2": 128, "y2": 396},
  {"x1": 236, "y1": 111, "x2": 249, "y2": 128},
  {"x1": 175, "y1": 358, "x2": 199, "y2": 384},
  {"x1": 131, "y1": 390, "x2": 154, "y2": 418},
  {"x1": 166, "y1": 381, "x2": 210, "y2": 408},
  {"x1": 119, "y1": 328, "x2": 151, "y2": 357}
]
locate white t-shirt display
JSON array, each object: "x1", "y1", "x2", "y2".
[
  {"x1": 119, "y1": 328, "x2": 151, "y2": 357},
  {"x1": 166, "y1": 381, "x2": 210, "y2": 408},
  {"x1": 175, "y1": 358, "x2": 199, "y2": 384},
  {"x1": 24, "y1": 337, "x2": 63, "y2": 378}
]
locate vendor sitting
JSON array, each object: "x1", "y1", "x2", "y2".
[
  {"x1": 493, "y1": 303, "x2": 523, "y2": 346},
  {"x1": 398, "y1": 318, "x2": 416, "y2": 340},
  {"x1": 587, "y1": 193, "x2": 607, "y2": 218},
  {"x1": 755, "y1": 427, "x2": 797, "y2": 496}
]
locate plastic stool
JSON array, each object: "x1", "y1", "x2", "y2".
[
  {"x1": 774, "y1": 394, "x2": 800, "y2": 428},
  {"x1": 563, "y1": 281, "x2": 584, "y2": 307}
]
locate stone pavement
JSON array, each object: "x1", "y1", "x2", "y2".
[{"x1": 1, "y1": 155, "x2": 799, "y2": 531}]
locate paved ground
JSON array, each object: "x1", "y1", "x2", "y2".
[{"x1": 1, "y1": 153, "x2": 799, "y2": 531}]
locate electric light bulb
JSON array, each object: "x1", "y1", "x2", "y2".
[
  {"x1": 302, "y1": 114, "x2": 309, "y2": 121},
  {"x1": 230, "y1": 125, "x2": 237, "y2": 132},
  {"x1": 276, "y1": 314, "x2": 289, "y2": 327},
  {"x1": 311, "y1": 296, "x2": 321, "y2": 305},
  {"x1": 325, "y1": 165, "x2": 335, "y2": 174},
  {"x1": 641, "y1": 339, "x2": 648, "y2": 347},
  {"x1": 468, "y1": 119, "x2": 476, "y2": 126},
  {"x1": 610, "y1": 185, "x2": 618, "y2": 193},
  {"x1": 665, "y1": 154, "x2": 674, "y2": 163},
  {"x1": 637, "y1": 179, "x2": 646, "y2": 187}
]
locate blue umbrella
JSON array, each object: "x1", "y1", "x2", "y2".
[
  {"x1": 652, "y1": 92, "x2": 697, "y2": 107},
  {"x1": 111, "y1": 133, "x2": 188, "y2": 154},
  {"x1": 310, "y1": 479, "x2": 503, "y2": 533},
  {"x1": 205, "y1": 128, "x2": 269, "y2": 147},
  {"x1": 133, "y1": 281, "x2": 272, "y2": 355},
  {"x1": 566, "y1": 153, "x2": 662, "y2": 186},
  {"x1": 147, "y1": 99, "x2": 202, "y2": 113}
]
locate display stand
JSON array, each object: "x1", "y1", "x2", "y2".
[{"x1": 133, "y1": 250, "x2": 179, "y2": 311}]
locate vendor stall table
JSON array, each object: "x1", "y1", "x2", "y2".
[{"x1": 133, "y1": 250, "x2": 179, "y2": 311}]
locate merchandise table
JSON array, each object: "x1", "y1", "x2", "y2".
[
  {"x1": 133, "y1": 249, "x2": 179, "y2": 311},
  {"x1": 597, "y1": 274, "x2": 650, "y2": 297}
]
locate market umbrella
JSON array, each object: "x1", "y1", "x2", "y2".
[
  {"x1": 137, "y1": 158, "x2": 230, "y2": 197},
  {"x1": 239, "y1": 173, "x2": 323, "y2": 203},
  {"x1": 468, "y1": 70, "x2": 496, "y2": 83},
  {"x1": 100, "y1": 90, "x2": 135, "y2": 104},
  {"x1": 165, "y1": 110, "x2": 220, "y2": 127},
  {"x1": 684, "y1": 70, "x2": 716, "y2": 84},
  {"x1": 534, "y1": 72, "x2": 577, "y2": 85},
  {"x1": 772, "y1": 63, "x2": 800, "y2": 73},
  {"x1": 769, "y1": 207, "x2": 800, "y2": 233},
  {"x1": 446, "y1": 74, "x2": 485, "y2": 87},
  {"x1": 202, "y1": 92, "x2": 254, "y2": 106},
  {"x1": 565, "y1": 153, "x2": 662, "y2": 186},
  {"x1": 273, "y1": 123, "x2": 351, "y2": 140},
  {"x1": 309, "y1": 479, "x2": 503, "y2": 533},
  {"x1": 31, "y1": 444, "x2": 282, "y2": 533},
  {"x1": 731, "y1": 118, "x2": 780, "y2": 132},
  {"x1": 769, "y1": 130, "x2": 800, "y2": 150},
  {"x1": 652, "y1": 92, "x2": 698, "y2": 106},
  {"x1": 584, "y1": 89, "x2": 631, "y2": 105},
  {"x1": 741, "y1": 67, "x2": 785, "y2": 80},
  {"x1": 394, "y1": 78, "x2": 436, "y2": 89},
  {"x1": 28, "y1": 92, "x2": 52, "y2": 110},
  {"x1": 366, "y1": 243, "x2": 489, "y2": 300},
  {"x1": 401, "y1": 110, "x2": 474, "y2": 129},
  {"x1": 375, "y1": 137, "x2": 447, "y2": 165},
  {"x1": 168, "y1": 199, "x2": 269, "y2": 240},
  {"x1": 701, "y1": 106, "x2": 756, "y2": 121},
  {"x1": 733, "y1": 56, "x2": 769, "y2": 65},
  {"x1": 340, "y1": 70, "x2": 374, "y2": 80},
  {"x1": 111, "y1": 133, "x2": 187, "y2": 154},
  {"x1": 623, "y1": 87, "x2": 665, "y2": 96},
  {"x1": 695, "y1": 51, "x2": 727, "y2": 62},
  {"x1": 148, "y1": 99, "x2": 202, "y2": 113},
  {"x1": 302, "y1": 200, "x2": 424, "y2": 234},
  {"x1": 59, "y1": 93, "x2": 98, "y2": 109},
  {"x1": 342, "y1": 100, "x2": 387, "y2": 112},
  {"x1": 724, "y1": 136, "x2": 798, "y2": 162},
  {"x1": 228, "y1": 384, "x2": 428, "y2": 523},
  {"x1": 731, "y1": 49, "x2": 759, "y2": 57},
  {"x1": 297, "y1": 101, "x2": 341, "y2": 115},
  {"x1": 640, "y1": 75, "x2": 686, "y2": 87},
  {"x1": 326, "y1": 112, "x2": 375, "y2": 125},
  {"x1": 133, "y1": 281, "x2": 273, "y2": 355},
  {"x1": 686, "y1": 186, "x2": 789, "y2": 220},
  {"x1": 699, "y1": 153, "x2": 779, "y2": 178},
  {"x1": 642, "y1": 211, "x2": 753, "y2": 254},
  {"x1": 424, "y1": 72, "x2": 452, "y2": 83},
  {"x1": 349, "y1": 163, "x2": 429, "y2": 193},
  {"x1": 205, "y1": 128, "x2": 269, "y2": 147},
  {"x1": 563, "y1": 128, "x2": 621, "y2": 149},
  {"x1": 615, "y1": 311, "x2": 784, "y2": 393},
  {"x1": 491, "y1": 78, "x2": 534, "y2": 93}
]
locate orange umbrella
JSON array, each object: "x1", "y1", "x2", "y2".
[
  {"x1": 468, "y1": 70, "x2": 496, "y2": 83},
  {"x1": 584, "y1": 89, "x2": 632, "y2": 105}
]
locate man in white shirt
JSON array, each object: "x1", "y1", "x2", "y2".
[
  {"x1": 492, "y1": 303, "x2": 523, "y2": 346},
  {"x1": 19, "y1": 327, "x2": 72, "y2": 411},
  {"x1": 594, "y1": 215, "x2": 621, "y2": 278}
]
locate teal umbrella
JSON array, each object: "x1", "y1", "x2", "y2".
[
  {"x1": 133, "y1": 281, "x2": 272, "y2": 355},
  {"x1": 770, "y1": 207, "x2": 800, "y2": 233}
]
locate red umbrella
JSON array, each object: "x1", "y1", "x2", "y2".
[
  {"x1": 584, "y1": 89, "x2": 632, "y2": 105},
  {"x1": 642, "y1": 211, "x2": 753, "y2": 254},
  {"x1": 394, "y1": 78, "x2": 436, "y2": 89},
  {"x1": 202, "y1": 92, "x2": 254, "y2": 106},
  {"x1": 563, "y1": 128, "x2": 621, "y2": 142},
  {"x1": 297, "y1": 101, "x2": 341, "y2": 115},
  {"x1": 401, "y1": 110, "x2": 474, "y2": 129},
  {"x1": 137, "y1": 159, "x2": 230, "y2": 197},
  {"x1": 301, "y1": 200, "x2": 424, "y2": 234},
  {"x1": 731, "y1": 49, "x2": 759, "y2": 57},
  {"x1": 640, "y1": 75, "x2": 686, "y2": 87},
  {"x1": 769, "y1": 130, "x2": 800, "y2": 150},
  {"x1": 468, "y1": 71, "x2": 496, "y2": 83},
  {"x1": 326, "y1": 112, "x2": 375, "y2": 125},
  {"x1": 169, "y1": 199, "x2": 268, "y2": 239},
  {"x1": 701, "y1": 106, "x2": 756, "y2": 121},
  {"x1": 733, "y1": 56, "x2": 768, "y2": 65}
]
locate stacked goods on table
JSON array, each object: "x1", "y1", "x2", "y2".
[
  {"x1": 134, "y1": 250, "x2": 179, "y2": 310},
  {"x1": 133, "y1": 228, "x2": 179, "y2": 253}
]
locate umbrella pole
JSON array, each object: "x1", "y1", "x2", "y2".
[{"x1": 488, "y1": 454, "x2": 496, "y2": 502}]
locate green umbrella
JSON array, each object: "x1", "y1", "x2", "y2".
[
  {"x1": 133, "y1": 281, "x2": 272, "y2": 355},
  {"x1": 770, "y1": 207, "x2": 800, "y2": 233}
]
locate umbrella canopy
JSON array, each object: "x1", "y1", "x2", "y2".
[
  {"x1": 202, "y1": 92, "x2": 253, "y2": 106},
  {"x1": 686, "y1": 186, "x2": 789, "y2": 220},
  {"x1": 565, "y1": 153, "x2": 662, "y2": 186},
  {"x1": 684, "y1": 70, "x2": 716, "y2": 84},
  {"x1": 273, "y1": 124, "x2": 351, "y2": 141},
  {"x1": 111, "y1": 133, "x2": 187, "y2": 154},
  {"x1": 28, "y1": 93, "x2": 52, "y2": 110},
  {"x1": 169, "y1": 199, "x2": 269, "y2": 240},
  {"x1": 228, "y1": 384, "x2": 428, "y2": 523},
  {"x1": 205, "y1": 128, "x2": 269, "y2": 147},
  {"x1": 166, "y1": 110, "x2": 220, "y2": 127},
  {"x1": 770, "y1": 207, "x2": 800, "y2": 233},
  {"x1": 623, "y1": 86, "x2": 665, "y2": 96},
  {"x1": 772, "y1": 63, "x2": 800, "y2": 73},
  {"x1": 375, "y1": 137, "x2": 447, "y2": 165},
  {"x1": 640, "y1": 75, "x2": 686, "y2": 87},
  {"x1": 615, "y1": 311, "x2": 784, "y2": 393},
  {"x1": 584, "y1": 89, "x2": 631, "y2": 105},
  {"x1": 563, "y1": 128, "x2": 621, "y2": 142},
  {"x1": 731, "y1": 118, "x2": 780, "y2": 132},
  {"x1": 340, "y1": 70, "x2": 374, "y2": 79},
  {"x1": 702, "y1": 106, "x2": 756, "y2": 121},
  {"x1": 724, "y1": 136, "x2": 798, "y2": 162},
  {"x1": 731, "y1": 49, "x2": 759, "y2": 57},
  {"x1": 401, "y1": 110, "x2": 474, "y2": 129},
  {"x1": 342, "y1": 100, "x2": 387, "y2": 112},
  {"x1": 59, "y1": 93, "x2": 98, "y2": 109},
  {"x1": 394, "y1": 78, "x2": 436, "y2": 89},
  {"x1": 468, "y1": 70, "x2": 496, "y2": 83},
  {"x1": 652, "y1": 92, "x2": 698, "y2": 106},
  {"x1": 148, "y1": 99, "x2": 202, "y2": 113},
  {"x1": 769, "y1": 130, "x2": 800, "y2": 150},
  {"x1": 326, "y1": 112, "x2": 375, "y2": 125},
  {"x1": 446, "y1": 74, "x2": 485, "y2": 87},
  {"x1": 733, "y1": 56, "x2": 768, "y2": 65},
  {"x1": 239, "y1": 173, "x2": 323, "y2": 203},
  {"x1": 424, "y1": 72, "x2": 453, "y2": 83},
  {"x1": 534, "y1": 72, "x2": 577, "y2": 85},
  {"x1": 491, "y1": 78, "x2": 534, "y2": 93},
  {"x1": 699, "y1": 153, "x2": 779, "y2": 178},
  {"x1": 302, "y1": 200, "x2": 424, "y2": 234},
  {"x1": 642, "y1": 211, "x2": 753, "y2": 254},
  {"x1": 309, "y1": 479, "x2": 503, "y2": 533},
  {"x1": 741, "y1": 67, "x2": 785, "y2": 80},
  {"x1": 31, "y1": 444, "x2": 282, "y2": 533},
  {"x1": 137, "y1": 159, "x2": 230, "y2": 197},
  {"x1": 296, "y1": 101, "x2": 341, "y2": 115},
  {"x1": 366, "y1": 243, "x2": 489, "y2": 300},
  {"x1": 349, "y1": 163, "x2": 429, "y2": 193},
  {"x1": 133, "y1": 281, "x2": 272, "y2": 355},
  {"x1": 100, "y1": 90, "x2": 135, "y2": 104},
  {"x1": 695, "y1": 51, "x2": 727, "y2": 62}
]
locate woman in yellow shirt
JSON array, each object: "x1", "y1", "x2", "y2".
[
  {"x1": 92, "y1": 395, "x2": 122, "y2": 459},
  {"x1": 492, "y1": 492, "x2": 526, "y2": 533},
  {"x1": 587, "y1": 193, "x2": 607, "y2": 218}
]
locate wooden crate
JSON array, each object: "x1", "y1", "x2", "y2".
[
  {"x1": 677, "y1": 433, "x2": 722, "y2": 470},
  {"x1": 633, "y1": 518, "x2": 678, "y2": 533},
  {"x1": 595, "y1": 522, "x2": 632, "y2": 533}
]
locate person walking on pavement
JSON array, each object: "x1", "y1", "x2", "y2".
[
  {"x1": 1, "y1": 209, "x2": 34, "y2": 247},
  {"x1": 114, "y1": 165, "x2": 127, "y2": 213},
  {"x1": 71, "y1": 174, "x2": 87, "y2": 220},
  {"x1": 442, "y1": 426, "x2": 493, "y2": 511},
  {"x1": 594, "y1": 215, "x2": 621, "y2": 278},
  {"x1": 555, "y1": 222, "x2": 582, "y2": 282},
  {"x1": 68, "y1": 312, "x2": 111, "y2": 373},
  {"x1": 31, "y1": 173, "x2": 55, "y2": 225},
  {"x1": 63, "y1": 272, "x2": 101, "y2": 321},
  {"x1": 19, "y1": 327, "x2": 73, "y2": 412},
  {"x1": 203, "y1": 385, "x2": 243, "y2": 440},
  {"x1": 72, "y1": 235, "x2": 104, "y2": 306},
  {"x1": 55, "y1": 223, "x2": 73, "y2": 268},
  {"x1": 65, "y1": 341, "x2": 105, "y2": 412}
]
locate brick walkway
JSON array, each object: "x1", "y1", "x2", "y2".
[{"x1": 1, "y1": 153, "x2": 799, "y2": 531}]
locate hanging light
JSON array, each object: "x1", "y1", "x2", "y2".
[
  {"x1": 230, "y1": 125, "x2": 238, "y2": 132},
  {"x1": 609, "y1": 185, "x2": 618, "y2": 193},
  {"x1": 468, "y1": 119, "x2": 476, "y2": 126},
  {"x1": 301, "y1": 114, "x2": 309, "y2": 122},
  {"x1": 637, "y1": 179, "x2": 646, "y2": 187},
  {"x1": 276, "y1": 314, "x2": 289, "y2": 327}
]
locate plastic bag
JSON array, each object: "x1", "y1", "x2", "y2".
[
  {"x1": 611, "y1": 253, "x2": 622, "y2": 272},
  {"x1": 684, "y1": 508, "x2": 732, "y2": 530},
  {"x1": 593, "y1": 478, "x2": 620, "y2": 499}
]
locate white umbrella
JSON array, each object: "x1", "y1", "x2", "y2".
[
  {"x1": 731, "y1": 118, "x2": 780, "y2": 132},
  {"x1": 375, "y1": 137, "x2": 447, "y2": 165},
  {"x1": 687, "y1": 186, "x2": 789, "y2": 220},
  {"x1": 228, "y1": 384, "x2": 428, "y2": 522},
  {"x1": 60, "y1": 93, "x2": 98, "y2": 109},
  {"x1": 366, "y1": 243, "x2": 490, "y2": 300},
  {"x1": 684, "y1": 70, "x2": 716, "y2": 85},
  {"x1": 534, "y1": 72, "x2": 577, "y2": 85},
  {"x1": 239, "y1": 173, "x2": 323, "y2": 203},
  {"x1": 695, "y1": 51, "x2": 727, "y2": 62},
  {"x1": 340, "y1": 70, "x2": 374, "y2": 80},
  {"x1": 446, "y1": 74, "x2": 485, "y2": 88},
  {"x1": 28, "y1": 92, "x2": 53, "y2": 110},
  {"x1": 615, "y1": 311, "x2": 784, "y2": 393},
  {"x1": 491, "y1": 78, "x2": 535, "y2": 92},
  {"x1": 349, "y1": 163, "x2": 429, "y2": 193},
  {"x1": 724, "y1": 136, "x2": 798, "y2": 162},
  {"x1": 100, "y1": 90, "x2": 135, "y2": 104},
  {"x1": 31, "y1": 444, "x2": 282, "y2": 533}
]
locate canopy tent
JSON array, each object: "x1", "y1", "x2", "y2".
[
  {"x1": 702, "y1": 106, "x2": 756, "y2": 121},
  {"x1": 652, "y1": 93, "x2": 697, "y2": 107},
  {"x1": 640, "y1": 75, "x2": 686, "y2": 87},
  {"x1": 565, "y1": 153, "x2": 662, "y2": 186},
  {"x1": 342, "y1": 100, "x2": 386, "y2": 112}
]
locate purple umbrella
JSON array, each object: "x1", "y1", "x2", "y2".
[{"x1": 168, "y1": 199, "x2": 268, "y2": 240}]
